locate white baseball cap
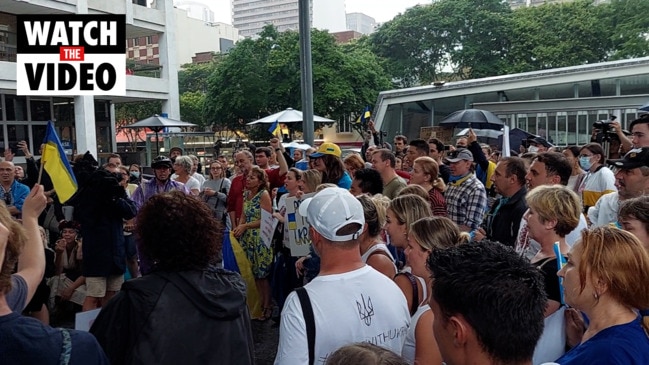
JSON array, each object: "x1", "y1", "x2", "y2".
[{"x1": 298, "y1": 187, "x2": 364, "y2": 242}]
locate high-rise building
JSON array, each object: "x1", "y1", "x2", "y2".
[
  {"x1": 174, "y1": 0, "x2": 215, "y2": 22},
  {"x1": 346, "y1": 12, "x2": 377, "y2": 35},
  {"x1": 232, "y1": 0, "x2": 346, "y2": 38}
]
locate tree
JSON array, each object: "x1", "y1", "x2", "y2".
[
  {"x1": 204, "y1": 25, "x2": 392, "y2": 138},
  {"x1": 179, "y1": 91, "x2": 205, "y2": 126},
  {"x1": 507, "y1": 0, "x2": 610, "y2": 73},
  {"x1": 433, "y1": 0, "x2": 512, "y2": 79},
  {"x1": 600, "y1": 0, "x2": 649, "y2": 60},
  {"x1": 115, "y1": 100, "x2": 162, "y2": 151},
  {"x1": 369, "y1": 5, "x2": 448, "y2": 87}
]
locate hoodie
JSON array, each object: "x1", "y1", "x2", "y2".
[{"x1": 90, "y1": 268, "x2": 254, "y2": 365}]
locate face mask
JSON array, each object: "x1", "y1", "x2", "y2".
[
  {"x1": 579, "y1": 156, "x2": 592, "y2": 171},
  {"x1": 130, "y1": 171, "x2": 140, "y2": 178},
  {"x1": 528, "y1": 146, "x2": 539, "y2": 153}
]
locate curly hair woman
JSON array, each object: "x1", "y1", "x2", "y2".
[
  {"x1": 232, "y1": 166, "x2": 273, "y2": 320},
  {"x1": 90, "y1": 191, "x2": 254, "y2": 365}
]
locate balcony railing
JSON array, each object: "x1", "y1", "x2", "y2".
[{"x1": 0, "y1": 29, "x2": 17, "y2": 62}]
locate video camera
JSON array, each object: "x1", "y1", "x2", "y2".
[{"x1": 592, "y1": 115, "x2": 617, "y2": 133}]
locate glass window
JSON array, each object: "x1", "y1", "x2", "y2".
[
  {"x1": 517, "y1": 114, "x2": 527, "y2": 131},
  {"x1": 94, "y1": 100, "x2": 110, "y2": 122},
  {"x1": 6, "y1": 124, "x2": 28, "y2": 156},
  {"x1": 30, "y1": 97, "x2": 51, "y2": 121},
  {"x1": 536, "y1": 114, "x2": 547, "y2": 138},
  {"x1": 5, "y1": 95, "x2": 27, "y2": 121},
  {"x1": 31, "y1": 124, "x2": 47, "y2": 155},
  {"x1": 555, "y1": 113, "x2": 567, "y2": 146},
  {"x1": 567, "y1": 113, "x2": 578, "y2": 145},
  {"x1": 53, "y1": 98, "x2": 75, "y2": 127}
]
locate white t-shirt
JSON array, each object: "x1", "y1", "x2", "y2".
[
  {"x1": 173, "y1": 175, "x2": 201, "y2": 193},
  {"x1": 192, "y1": 172, "x2": 206, "y2": 187},
  {"x1": 588, "y1": 192, "x2": 619, "y2": 228},
  {"x1": 275, "y1": 265, "x2": 410, "y2": 365}
]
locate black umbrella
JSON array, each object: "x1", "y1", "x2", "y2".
[
  {"x1": 122, "y1": 115, "x2": 197, "y2": 154},
  {"x1": 439, "y1": 109, "x2": 504, "y2": 131},
  {"x1": 640, "y1": 101, "x2": 649, "y2": 112}
]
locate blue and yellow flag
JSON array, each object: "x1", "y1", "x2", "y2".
[
  {"x1": 42, "y1": 121, "x2": 77, "y2": 203},
  {"x1": 268, "y1": 120, "x2": 280, "y2": 136},
  {"x1": 355, "y1": 106, "x2": 371, "y2": 124}
]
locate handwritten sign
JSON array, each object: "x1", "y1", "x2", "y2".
[
  {"x1": 75, "y1": 308, "x2": 101, "y2": 331},
  {"x1": 260, "y1": 208, "x2": 277, "y2": 249},
  {"x1": 285, "y1": 194, "x2": 313, "y2": 257}
]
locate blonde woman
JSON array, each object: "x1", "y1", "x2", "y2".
[
  {"x1": 294, "y1": 169, "x2": 322, "y2": 282},
  {"x1": 410, "y1": 156, "x2": 447, "y2": 216},
  {"x1": 402, "y1": 217, "x2": 469, "y2": 365},
  {"x1": 525, "y1": 185, "x2": 581, "y2": 364},
  {"x1": 384, "y1": 194, "x2": 432, "y2": 316},
  {"x1": 201, "y1": 160, "x2": 231, "y2": 224},
  {"x1": 357, "y1": 195, "x2": 396, "y2": 279}
]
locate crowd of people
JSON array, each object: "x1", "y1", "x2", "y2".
[{"x1": 1, "y1": 113, "x2": 649, "y2": 364}]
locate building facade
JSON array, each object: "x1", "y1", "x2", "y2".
[
  {"x1": 174, "y1": 0, "x2": 214, "y2": 22},
  {"x1": 373, "y1": 57, "x2": 649, "y2": 147},
  {"x1": 0, "y1": 0, "x2": 181, "y2": 162},
  {"x1": 232, "y1": 0, "x2": 345, "y2": 38},
  {"x1": 346, "y1": 12, "x2": 376, "y2": 35},
  {"x1": 126, "y1": 9, "x2": 239, "y2": 66}
]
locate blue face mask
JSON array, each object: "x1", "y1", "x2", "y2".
[
  {"x1": 130, "y1": 171, "x2": 140, "y2": 178},
  {"x1": 579, "y1": 156, "x2": 592, "y2": 171}
]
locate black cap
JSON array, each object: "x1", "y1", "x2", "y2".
[
  {"x1": 607, "y1": 148, "x2": 649, "y2": 169},
  {"x1": 527, "y1": 136, "x2": 554, "y2": 148}
]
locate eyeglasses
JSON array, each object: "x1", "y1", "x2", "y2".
[{"x1": 578, "y1": 154, "x2": 593, "y2": 158}]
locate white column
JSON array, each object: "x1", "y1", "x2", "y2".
[
  {"x1": 158, "y1": 0, "x2": 180, "y2": 119},
  {"x1": 74, "y1": 95, "x2": 97, "y2": 157},
  {"x1": 110, "y1": 102, "x2": 117, "y2": 152}
]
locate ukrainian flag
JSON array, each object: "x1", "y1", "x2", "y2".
[
  {"x1": 268, "y1": 120, "x2": 280, "y2": 136},
  {"x1": 361, "y1": 106, "x2": 371, "y2": 124},
  {"x1": 42, "y1": 121, "x2": 77, "y2": 203}
]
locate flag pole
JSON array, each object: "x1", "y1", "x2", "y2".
[{"x1": 37, "y1": 159, "x2": 44, "y2": 185}]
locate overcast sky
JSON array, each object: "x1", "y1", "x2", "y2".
[
  {"x1": 195, "y1": 0, "x2": 429, "y2": 25},
  {"x1": 345, "y1": 0, "x2": 429, "y2": 23}
]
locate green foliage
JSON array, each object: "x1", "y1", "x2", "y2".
[
  {"x1": 601, "y1": 0, "x2": 649, "y2": 59},
  {"x1": 115, "y1": 100, "x2": 162, "y2": 150},
  {"x1": 368, "y1": 0, "x2": 649, "y2": 84},
  {"x1": 179, "y1": 91, "x2": 205, "y2": 126},
  {"x1": 204, "y1": 25, "x2": 391, "y2": 136},
  {"x1": 507, "y1": 0, "x2": 610, "y2": 73}
]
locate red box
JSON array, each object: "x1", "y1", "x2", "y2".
[{"x1": 59, "y1": 46, "x2": 85, "y2": 61}]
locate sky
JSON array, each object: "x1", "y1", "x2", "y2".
[{"x1": 190, "y1": 0, "x2": 430, "y2": 25}]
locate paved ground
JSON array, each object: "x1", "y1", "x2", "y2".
[{"x1": 252, "y1": 319, "x2": 280, "y2": 365}]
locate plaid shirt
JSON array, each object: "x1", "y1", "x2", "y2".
[{"x1": 445, "y1": 174, "x2": 488, "y2": 230}]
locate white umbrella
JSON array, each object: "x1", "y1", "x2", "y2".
[
  {"x1": 247, "y1": 108, "x2": 334, "y2": 125},
  {"x1": 282, "y1": 141, "x2": 312, "y2": 150}
]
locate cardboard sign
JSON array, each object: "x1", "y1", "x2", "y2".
[
  {"x1": 16, "y1": 14, "x2": 126, "y2": 96},
  {"x1": 75, "y1": 308, "x2": 101, "y2": 332},
  {"x1": 285, "y1": 194, "x2": 313, "y2": 257},
  {"x1": 260, "y1": 208, "x2": 277, "y2": 249}
]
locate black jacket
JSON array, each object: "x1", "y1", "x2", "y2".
[
  {"x1": 485, "y1": 186, "x2": 528, "y2": 248},
  {"x1": 90, "y1": 268, "x2": 254, "y2": 365}
]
